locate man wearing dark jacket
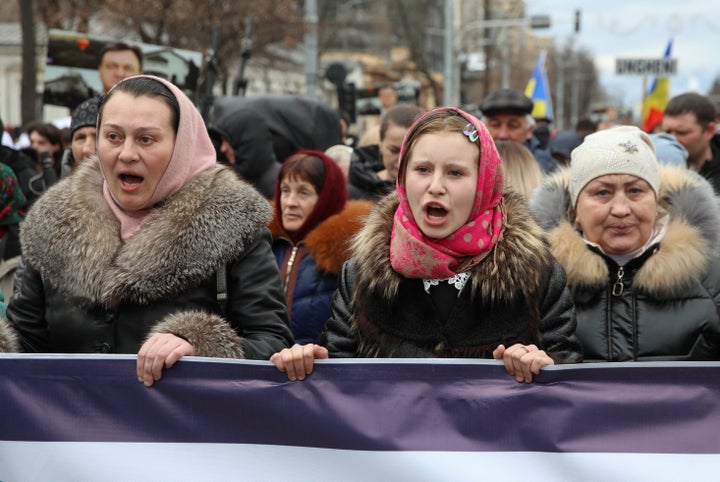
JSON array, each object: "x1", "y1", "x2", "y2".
[{"x1": 663, "y1": 92, "x2": 720, "y2": 193}]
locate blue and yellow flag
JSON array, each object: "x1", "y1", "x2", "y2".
[
  {"x1": 525, "y1": 51, "x2": 553, "y2": 121},
  {"x1": 642, "y1": 40, "x2": 673, "y2": 133}
]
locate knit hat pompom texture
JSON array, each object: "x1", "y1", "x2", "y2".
[
  {"x1": 70, "y1": 97, "x2": 101, "y2": 137},
  {"x1": 569, "y1": 125, "x2": 659, "y2": 206}
]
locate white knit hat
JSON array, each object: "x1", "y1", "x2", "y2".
[{"x1": 569, "y1": 125, "x2": 659, "y2": 206}]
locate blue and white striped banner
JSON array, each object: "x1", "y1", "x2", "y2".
[{"x1": 1, "y1": 354, "x2": 719, "y2": 481}]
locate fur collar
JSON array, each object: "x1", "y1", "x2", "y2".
[
  {"x1": 269, "y1": 200, "x2": 374, "y2": 275},
  {"x1": 352, "y1": 190, "x2": 554, "y2": 304},
  {"x1": 21, "y1": 158, "x2": 272, "y2": 307},
  {"x1": 530, "y1": 165, "x2": 720, "y2": 297}
]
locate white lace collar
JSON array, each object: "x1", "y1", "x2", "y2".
[{"x1": 422, "y1": 271, "x2": 471, "y2": 297}]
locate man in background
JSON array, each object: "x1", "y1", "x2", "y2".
[
  {"x1": 662, "y1": 92, "x2": 720, "y2": 193},
  {"x1": 479, "y1": 88, "x2": 556, "y2": 173},
  {"x1": 377, "y1": 83, "x2": 398, "y2": 115},
  {"x1": 97, "y1": 42, "x2": 143, "y2": 94}
]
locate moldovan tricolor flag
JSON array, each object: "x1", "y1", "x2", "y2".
[
  {"x1": 525, "y1": 50, "x2": 553, "y2": 121},
  {"x1": 642, "y1": 40, "x2": 673, "y2": 132}
]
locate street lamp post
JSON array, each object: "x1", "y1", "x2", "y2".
[
  {"x1": 304, "y1": 0, "x2": 319, "y2": 100},
  {"x1": 445, "y1": 9, "x2": 551, "y2": 106},
  {"x1": 443, "y1": 0, "x2": 455, "y2": 106}
]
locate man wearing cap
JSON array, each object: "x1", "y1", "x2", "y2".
[
  {"x1": 479, "y1": 88, "x2": 556, "y2": 174},
  {"x1": 662, "y1": 92, "x2": 720, "y2": 193},
  {"x1": 97, "y1": 42, "x2": 143, "y2": 94}
]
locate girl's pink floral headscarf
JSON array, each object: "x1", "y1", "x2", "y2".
[
  {"x1": 390, "y1": 107, "x2": 505, "y2": 279},
  {"x1": 100, "y1": 75, "x2": 216, "y2": 240}
]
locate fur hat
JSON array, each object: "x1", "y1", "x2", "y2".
[
  {"x1": 70, "y1": 97, "x2": 101, "y2": 137},
  {"x1": 569, "y1": 125, "x2": 659, "y2": 206}
]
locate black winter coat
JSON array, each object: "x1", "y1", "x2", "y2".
[
  {"x1": 697, "y1": 133, "x2": 720, "y2": 195},
  {"x1": 2, "y1": 159, "x2": 293, "y2": 358},
  {"x1": 320, "y1": 191, "x2": 582, "y2": 362},
  {"x1": 209, "y1": 107, "x2": 279, "y2": 199},
  {"x1": 347, "y1": 145, "x2": 394, "y2": 200},
  {"x1": 530, "y1": 165, "x2": 720, "y2": 361}
]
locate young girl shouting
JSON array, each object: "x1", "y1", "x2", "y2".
[{"x1": 272, "y1": 107, "x2": 581, "y2": 382}]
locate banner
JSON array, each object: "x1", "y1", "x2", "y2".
[
  {"x1": 525, "y1": 51, "x2": 554, "y2": 121},
  {"x1": 1, "y1": 355, "x2": 720, "y2": 481},
  {"x1": 641, "y1": 39, "x2": 673, "y2": 133}
]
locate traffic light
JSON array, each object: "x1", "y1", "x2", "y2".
[{"x1": 574, "y1": 10, "x2": 581, "y2": 33}]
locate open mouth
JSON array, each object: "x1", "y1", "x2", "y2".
[
  {"x1": 426, "y1": 204, "x2": 447, "y2": 220},
  {"x1": 120, "y1": 173, "x2": 143, "y2": 185}
]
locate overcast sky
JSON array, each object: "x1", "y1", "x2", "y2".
[{"x1": 525, "y1": 0, "x2": 720, "y2": 111}]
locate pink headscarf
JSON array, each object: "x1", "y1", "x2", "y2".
[
  {"x1": 390, "y1": 107, "x2": 505, "y2": 279},
  {"x1": 100, "y1": 75, "x2": 216, "y2": 240}
]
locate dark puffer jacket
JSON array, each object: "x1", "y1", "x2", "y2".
[
  {"x1": 320, "y1": 191, "x2": 582, "y2": 362},
  {"x1": 530, "y1": 165, "x2": 720, "y2": 361},
  {"x1": 1, "y1": 159, "x2": 293, "y2": 358}
]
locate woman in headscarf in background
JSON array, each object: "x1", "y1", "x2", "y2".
[
  {"x1": 0, "y1": 162, "x2": 26, "y2": 262},
  {"x1": 269, "y1": 149, "x2": 372, "y2": 344}
]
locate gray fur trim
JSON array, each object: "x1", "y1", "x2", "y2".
[
  {"x1": 530, "y1": 164, "x2": 720, "y2": 296},
  {"x1": 21, "y1": 159, "x2": 272, "y2": 307},
  {"x1": 147, "y1": 310, "x2": 245, "y2": 359},
  {"x1": 528, "y1": 170, "x2": 572, "y2": 231},
  {"x1": 659, "y1": 166, "x2": 720, "y2": 257},
  {"x1": 0, "y1": 318, "x2": 20, "y2": 352}
]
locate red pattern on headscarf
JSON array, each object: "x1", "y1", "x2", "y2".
[
  {"x1": 390, "y1": 107, "x2": 505, "y2": 279},
  {"x1": 0, "y1": 163, "x2": 25, "y2": 226},
  {"x1": 273, "y1": 149, "x2": 348, "y2": 245}
]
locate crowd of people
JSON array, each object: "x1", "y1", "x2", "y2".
[{"x1": 2, "y1": 43, "x2": 720, "y2": 387}]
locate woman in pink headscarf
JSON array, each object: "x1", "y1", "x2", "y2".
[
  {"x1": 0, "y1": 76, "x2": 292, "y2": 385},
  {"x1": 272, "y1": 107, "x2": 581, "y2": 382}
]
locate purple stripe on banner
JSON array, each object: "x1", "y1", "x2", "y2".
[{"x1": 1, "y1": 355, "x2": 719, "y2": 454}]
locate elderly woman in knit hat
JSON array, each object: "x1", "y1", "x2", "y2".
[
  {"x1": 530, "y1": 125, "x2": 720, "y2": 362},
  {"x1": 60, "y1": 96, "x2": 101, "y2": 177}
]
